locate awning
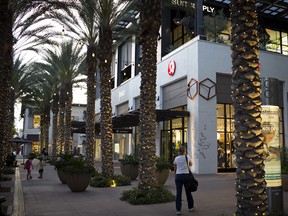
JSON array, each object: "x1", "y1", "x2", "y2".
[
  {"x1": 71, "y1": 109, "x2": 190, "y2": 133},
  {"x1": 8, "y1": 137, "x2": 34, "y2": 143}
]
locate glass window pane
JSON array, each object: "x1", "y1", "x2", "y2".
[
  {"x1": 266, "y1": 29, "x2": 281, "y2": 53},
  {"x1": 217, "y1": 104, "x2": 224, "y2": 117},
  {"x1": 217, "y1": 119, "x2": 225, "y2": 132},
  {"x1": 172, "y1": 118, "x2": 182, "y2": 128},
  {"x1": 281, "y1": 32, "x2": 288, "y2": 46}
]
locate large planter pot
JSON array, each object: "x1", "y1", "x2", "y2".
[
  {"x1": 64, "y1": 172, "x2": 92, "y2": 192},
  {"x1": 57, "y1": 169, "x2": 67, "y2": 184},
  {"x1": 157, "y1": 169, "x2": 170, "y2": 185},
  {"x1": 120, "y1": 164, "x2": 139, "y2": 180},
  {"x1": 282, "y1": 174, "x2": 288, "y2": 191}
]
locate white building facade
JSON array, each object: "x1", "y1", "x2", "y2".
[{"x1": 93, "y1": 0, "x2": 288, "y2": 174}]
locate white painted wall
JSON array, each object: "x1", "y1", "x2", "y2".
[{"x1": 96, "y1": 36, "x2": 288, "y2": 174}]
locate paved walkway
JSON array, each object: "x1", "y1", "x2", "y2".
[{"x1": 11, "y1": 160, "x2": 288, "y2": 216}]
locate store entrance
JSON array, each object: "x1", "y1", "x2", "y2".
[
  {"x1": 161, "y1": 128, "x2": 187, "y2": 167},
  {"x1": 217, "y1": 104, "x2": 236, "y2": 172}
]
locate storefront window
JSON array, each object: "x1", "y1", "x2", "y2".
[
  {"x1": 266, "y1": 29, "x2": 288, "y2": 55},
  {"x1": 217, "y1": 104, "x2": 284, "y2": 171},
  {"x1": 113, "y1": 133, "x2": 130, "y2": 160},
  {"x1": 161, "y1": 106, "x2": 187, "y2": 163},
  {"x1": 33, "y1": 115, "x2": 41, "y2": 129},
  {"x1": 217, "y1": 104, "x2": 235, "y2": 170}
]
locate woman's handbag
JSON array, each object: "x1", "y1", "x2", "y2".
[{"x1": 185, "y1": 155, "x2": 198, "y2": 192}]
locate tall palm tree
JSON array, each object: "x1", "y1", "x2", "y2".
[
  {"x1": 0, "y1": 0, "x2": 76, "y2": 177},
  {"x1": 96, "y1": 0, "x2": 119, "y2": 178},
  {"x1": 230, "y1": 0, "x2": 268, "y2": 215},
  {"x1": 52, "y1": 0, "x2": 99, "y2": 165},
  {"x1": 38, "y1": 41, "x2": 86, "y2": 153},
  {"x1": 33, "y1": 55, "x2": 61, "y2": 156},
  {"x1": 53, "y1": 0, "x2": 125, "y2": 174},
  {"x1": 137, "y1": 0, "x2": 161, "y2": 189},
  {"x1": 20, "y1": 71, "x2": 54, "y2": 151}
]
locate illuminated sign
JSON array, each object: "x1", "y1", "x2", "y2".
[
  {"x1": 171, "y1": 0, "x2": 215, "y2": 13},
  {"x1": 168, "y1": 60, "x2": 176, "y2": 76},
  {"x1": 262, "y1": 105, "x2": 282, "y2": 187}
]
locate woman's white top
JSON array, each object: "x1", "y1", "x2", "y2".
[{"x1": 173, "y1": 155, "x2": 191, "y2": 174}]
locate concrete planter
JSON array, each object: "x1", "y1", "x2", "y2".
[
  {"x1": 120, "y1": 164, "x2": 139, "y2": 180},
  {"x1": 65, "y1": 172, "x2": 92, "y2": 192},
  {"x1": 57, "y1": 169, "x2": 67, "y2": 184},
  {"x1": 157, "y1": 169, "x2": 170, "y2": 185}
]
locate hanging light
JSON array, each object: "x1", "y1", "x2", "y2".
[{"x1": 173, "y1": 10, "x2": 182, "y2": 25}]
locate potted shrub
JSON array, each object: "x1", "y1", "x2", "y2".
[
  {"x1": 156, "y1": 156, "x2": 171, "y2": 185},
  {"x1": 52, "y1": 152, "x2": 74, "y2": 184},
  {"x1": 281, "y1": 146, "x2": 288, "y2": 191},
  {"x1": 119, "y1": 154, "x2": 139, "y2": 180},
  {"x1": 62, "y1": 156, "x2": 95, "y2": 192}
]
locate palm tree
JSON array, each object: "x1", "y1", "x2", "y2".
[
  {"x1": 137, "y1": 0, "x2": 161, "y2": 189},
  {"x1": 53, "y1": 0, "x2": 126, "y2": 174},
  {"x1": 52, "y1": 0, "x2": 99, "y2": 165},
  {"x1": 33, "y1": 55, "x2": 61, "y2": 156},
  {"x1": 20, "y1": 70, "x2": 54, "y2": 151},
  {"x1": 230, "y1": 0, "x2": 268, "y2": 215},
  {"x1": 37, "y1": 41, "x2": 86, "y2": 153},
  {"x1": 96, "y1": 0, "x2": 120, "y2": 178},
  {"x1": 0, "y1": 0, "x2": 76, "y2": 177}
]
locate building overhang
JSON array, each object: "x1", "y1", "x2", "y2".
[{"x1": 71, "y1": 109, "x2": 190, "y2": 133}]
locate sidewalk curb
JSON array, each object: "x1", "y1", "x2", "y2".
[{"x1": 11, "y1": 167, "x2": 25, "y2": 216}]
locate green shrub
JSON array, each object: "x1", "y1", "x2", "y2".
[
  {"x1": 90, "y1": 176, "x2": 111, "y2": 187},
  {"x1": 51, "y1": 152, "x2": 75, "y2": 169},
  {"x1": 0, "y1": 175, "x2": 12, "y2": 181},
  {"x1": 156, "y1": 156, "x2": 171, "y2": 171},
  {"x1": 90, "y1": 174, "x2": 131, "y2": 187},
  {"x1": 121, "y1": 186, "x2": 175, "y2": 205},
  {"x1": 119, "y1": 154, "x2": 139, "y2": 165},
  {"x1": 113, "y1": 174, "x2": 131, "y2": 186},
  {"x1": 62, "y1": 156, "x2": 95, "y2": 174},
  {"x1": 5, "y1": 153, "x2": 16, "y2": 167},
  {"x1": 3, "y1": 167, "x2": 15, "y2": 174}
]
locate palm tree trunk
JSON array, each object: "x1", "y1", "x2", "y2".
[
  {"x1": 230, "y1": 0, "x2": 268, "y2": 215},
  {"x1": 58, "y1": 88, "x2": 66, "y2": 153},
  {"x1": 40, "y1": 115, "x2": 45, "y2": 151},
  {"x1": 44, "y1": 105, "x2": 50, "y2": 151},
  {"x1": 138, "y1": 0, "x2": 161, "y2": 189},
  {"x1": 52, "y1": 92, "x2": 59, "y2": 157},
  {"x1": 85, "y1": 45, "x2": 97, "y2": 167},
  {"x1": 0, "y1": 3, "x2": 13, "y2": 176},
  {"x1": 64, "y1": 85, "x2": 73, "y2": 153},
  {"x1": 99, "y1": 27, "x2": 114, "y2": 178}
]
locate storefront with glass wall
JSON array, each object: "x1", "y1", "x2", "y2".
[{"x1": 92, "y1": 0, "x2": 288, "y2": 174}]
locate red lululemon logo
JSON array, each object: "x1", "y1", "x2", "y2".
[{"x1": 168, "y1": 60, "x2": 176, "y2": 76}]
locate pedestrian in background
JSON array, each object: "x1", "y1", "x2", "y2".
[
  {"x1": 37, "y1": 158, "x2": 44, "y2": 178},
  {"x1": 173, "y1": 146, "x2": 195, "y2": 215},
  {"x1": 24, "y1": 159, "x2": 34, "y2": 179}
]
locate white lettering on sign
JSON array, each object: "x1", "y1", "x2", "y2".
[{"x1": 171, "y1": 0, "x2": 215, "y2": 13}]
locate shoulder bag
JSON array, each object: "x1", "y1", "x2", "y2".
[{"x1": 185, "y1": 155, "x2": 198, "y2": 192}]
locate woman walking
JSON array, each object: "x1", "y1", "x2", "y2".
[{"x1": 173, "y1": 146, "x2": 195, "y2": 215}]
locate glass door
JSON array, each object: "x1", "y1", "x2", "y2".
[{"x1": 217, "y1": 104, "x2": 236, "y2": 171}]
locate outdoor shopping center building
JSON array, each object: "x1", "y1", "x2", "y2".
[{"x1": 23, "y1": 0, "x2": 288, "y2": 174}]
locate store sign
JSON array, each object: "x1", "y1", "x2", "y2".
[
  {"x1": 168, "y1": 60, "x2": 176, "y2": 76},
  {"x1": 171, "y1": 0, "x2": 215, "y2": 13},
  {"x1": 262, "y1": 105, "x2": 282, "y2": 187}
]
